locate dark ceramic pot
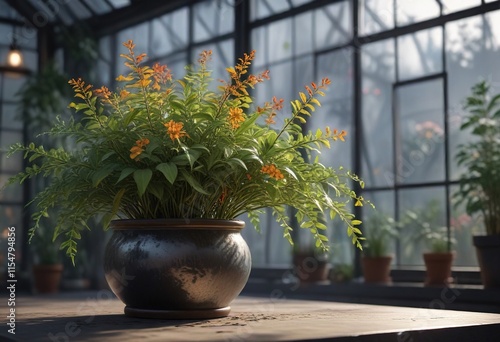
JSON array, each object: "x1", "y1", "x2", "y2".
[
  {"x1": 473, "y1": 235, "x2": 500, "y2": 289},
  {"x1": 104, "y1": 219, "x2": 251, "y2": 319}
]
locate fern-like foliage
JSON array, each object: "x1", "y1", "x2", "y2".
[{"x1": 4, "y1": 40, "x2": 370, "y2": 262}]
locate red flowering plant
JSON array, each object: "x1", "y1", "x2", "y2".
[{"x1": 6, "y1": 40, "x2": 368, "y2": 261}]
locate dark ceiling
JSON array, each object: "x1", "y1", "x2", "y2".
[{"x1": 3, "y1": 0, "x2": 197, "y2": 37}]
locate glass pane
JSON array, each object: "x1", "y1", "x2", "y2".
[
  {"x1": 362, "y1": 190, "x2": 397, "y2": 258},
  {"x1": 268, "y1": 19, "x2": 293, "y2": 63},
  {"x1": 396, "y1": 0, "x2": 440, "y2": 26},
  {"x1": 116, "y1": 23, "x2": 150, "y2": 76},
  {"x1": 314, "y1": 50, "x2": 355, "y2": 264},
  {"x1": 294, "y1": 12, "x2": 313, "y2": 55},
  {"x1": 446, "y1": 12, "x2": 500, "y2": 180},
  {"x1": 450, "y1": 185, "x2": 481, "y2": 266},
  {"x1": 361, "y1": 39, "x2": 395, "y2": 187},
  {"x1": 2, "y1": 75, "x2": 25, "y2": 101},
  {"x1": 241, "y1": 210, "x2": 292, "y2": 267},
  {"x1": 359, "y1": 0, "x2": 395, "y2": 35},
  {"x1": 0, "y1": 131, "x2": 23, "y2": 172},
  {"x1": 250, "y1": 27, "x2": 268, "y2": 68},
  {"x1": 85, "y1": 0, "x2": 112, "y2": 15},
  {"x1": 251, "y1": 0, "x2": 291, "y2": 21},
  {"x1": 1, "y1": 104, "x2": 23, "y2": 130},
  {"x1": 314, "y1": 1, "x2": 352, "y2": 49},
  {"x1": 97, "y1": 60, "x2": 111, "y2": 87},
  {"x1": 397, "y1": 27, "x2": 443, "y2": 81},
  {"x1": 0, "y1": 205, "x2": 24, "y2": 270},
  {"x1": 398, "y1": 187, "x2": 447, "y2": 266},
  {"x1": 192, "y1": 40, "x2": 234, "y2": 90},
  {"x1": 151, "y1": 8, "x2": 189, "y2": 58},
  {"x1": 156, "y1": 52, "x2": 188, "y2": 83},
  {"x1": 441, "y1": 0, "x2": 481, "y2": 14},
  {"x1": 107, "y1": 0, "x2": 130, "y2": 9},
  {"x1": 193, "y1": 0, "x2": 234, "y2": 42},
  {"x1": 313, "y1": 49, "x2": 353, "y2": 169},
  {"x1": 396, "y1": 79, "x2": 445, "y2": 184},
  {"x1": 0, "y1": 174, "x2": 23, "y2": 202},
  {"x1": 253, "y1": 61, "x2": 294, "y2": 128},
  {"x1": 292, "y1": 0, "x2": 314, "y2": 6}
]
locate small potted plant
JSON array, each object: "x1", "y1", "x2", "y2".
[
  {"x1": 30, "y1": 222, "x2": 64, "y2": 294},
  {"x1": 455, "y1": 80, "x2": 500, "y2": 288},
  {"x1": 292, "y1": 244, "x2": 331, "y2": 284},
  {"x1": 361, "y1": 211, "x2": 398, "y2": 284},
  {"x1": 402, "y1": 208, "x2": 455, "y2": 286},
  {"x1": 5, "y1": 40, "x2": 369, "y2": 318}
]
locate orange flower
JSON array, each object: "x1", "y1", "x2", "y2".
[
  {"x1": 198, "y1": 50, "x2": 213, "y2": 66},
  {"x1": 261, "y1": 164, "x2": 285, "y2": 180},
  {"x1": 152, "y1": 63, "x2": 172, "y2": 90},
  {"x1": 130, "y1": 138, "x2": 150, "y2": 159},
  {"x1": 123, "y1": 40, "x2": 135, "y2": 51},
  {"x1": 135, "y1": 53, "x2": 147, "y2": 64},
  {"x1": 272, "y1": 96, "x2": 284, "y2": 111},
  {"x1": 120, "y1": 90, "x2": 130, "y2": 99},
  {"x1": 95, "y1": 86, "x2": 112, "y2": 104},
  {"x1": 164, "y1": 120, "x2": 187, "y2": 141},
  {"x1": 228, "y1": 107, "x2": 245, "y2": 129},
  {"x1": 328, "y1": 128, "x2": 347, "y2": 142}
]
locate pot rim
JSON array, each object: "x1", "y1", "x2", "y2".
[{"x1": 110, "y1": 218, "x2": 245, "y2": 231}]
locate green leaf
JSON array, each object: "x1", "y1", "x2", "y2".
[
  {"x1": 102, "y1": 188, "x2": 126, "y2": 228},
  {"x1": 156, "y1": 162, "x2": 178, "y2": 184},
  {"x1": 180, "y1": 170, "x2": 210, "y2": 195},
  {"x1": 116, "y1": 168, "x2": 135, "y2": 183},
  {"x1": 133, "y1": 169, "x2": 153, "y2": 196},
  {"x1": 92, "y1": 167, "x2": 114, "y2": 187}
]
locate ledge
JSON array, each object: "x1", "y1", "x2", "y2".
[{"x1": 242, "y1": 278, "x2": 500, "y2": 314}]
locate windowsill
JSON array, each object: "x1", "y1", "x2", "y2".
[{"x1": 243, "y1": 267, "x2": 500, "y2": 314}]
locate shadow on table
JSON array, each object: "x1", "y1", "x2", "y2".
[
  {"x1": 14, "y1": 314, "x2": 207, "y2": 340},
  {"x1": 13, "y1": 313, "x2": 289, "y2": 341}
]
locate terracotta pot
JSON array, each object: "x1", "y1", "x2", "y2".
[
  {"x1": 104, "y1": 219, "x2": 251, "y2": 319},
  {"x1": 362, "y1": 256, "x2": 392, "y2": 284},
  {"x1": 32, "y1": 264, "x2": 63, "y2": 294},
  {"x1": 292, "y1": 252, "x2": 330, "y2": 283},
  {"x1": 473, "y1": 235, "x2": 500, "y2": 289},
  {"x1": 423, "y1": 252, "x2": 454, "y2": 287}
]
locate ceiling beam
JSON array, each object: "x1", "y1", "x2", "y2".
[
  {"x1": 83, "y1": 0, "x2": 204, "y2": 38},
  {"x1": 4, "y1": 0, "x2": 40, "y2": 27}
]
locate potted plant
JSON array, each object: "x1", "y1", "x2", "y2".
[
  {"x1": 402, "y1": 207, "x2": 455, "y2": 287},
  {"x1": 455, "y1": 80, "x2": 500, "y2": 289},
  {"x1": 331, "y1": 263, "x2": 354, "y2": 283},
  {"x1": 361, "y1": 211, "x2": 398, "y2": 284},
  {"x1": 292, "y1": 244, "x2": 331, "y2": 284},
  {"x1": 30, "y1": 222, "x2": 64, "y2": 294},
  {"x1": 420, "y1": 227, "x2": 455, "y2": 287},
  {"x1": 5, "y1": 40, "x2": 368, "y2": 318}
]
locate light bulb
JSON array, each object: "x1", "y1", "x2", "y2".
[{"x1": 7, "y1": 48, "x2": 23, "y2": 68}]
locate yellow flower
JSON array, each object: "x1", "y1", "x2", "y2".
[
  {"x1": 228, "y1": 107, "x2": 245, "y2": 129},
  {"x1": 164, "y1": 120, "x2": 187, "y2": 141},
  {"x1": 116, "y1": 75, "x2": 134, "y2": 82},
  {"x1": 355, "y1": 196, "x2": 364, "y2": 207},
  {"x1": 261, "y1": 164, "x2": 285, "y2": 180},
  {"x1": 129, "y1": 138, "x2": 150, "y2": 159}
]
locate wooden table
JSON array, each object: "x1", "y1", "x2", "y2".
[{"x1": 2, "y1": 291, "x2": 500, "y2": 341}]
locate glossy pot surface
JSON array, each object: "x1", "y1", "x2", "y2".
[{"x1": 104, "y1": 219, "x2": 251, "y2": 317}]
